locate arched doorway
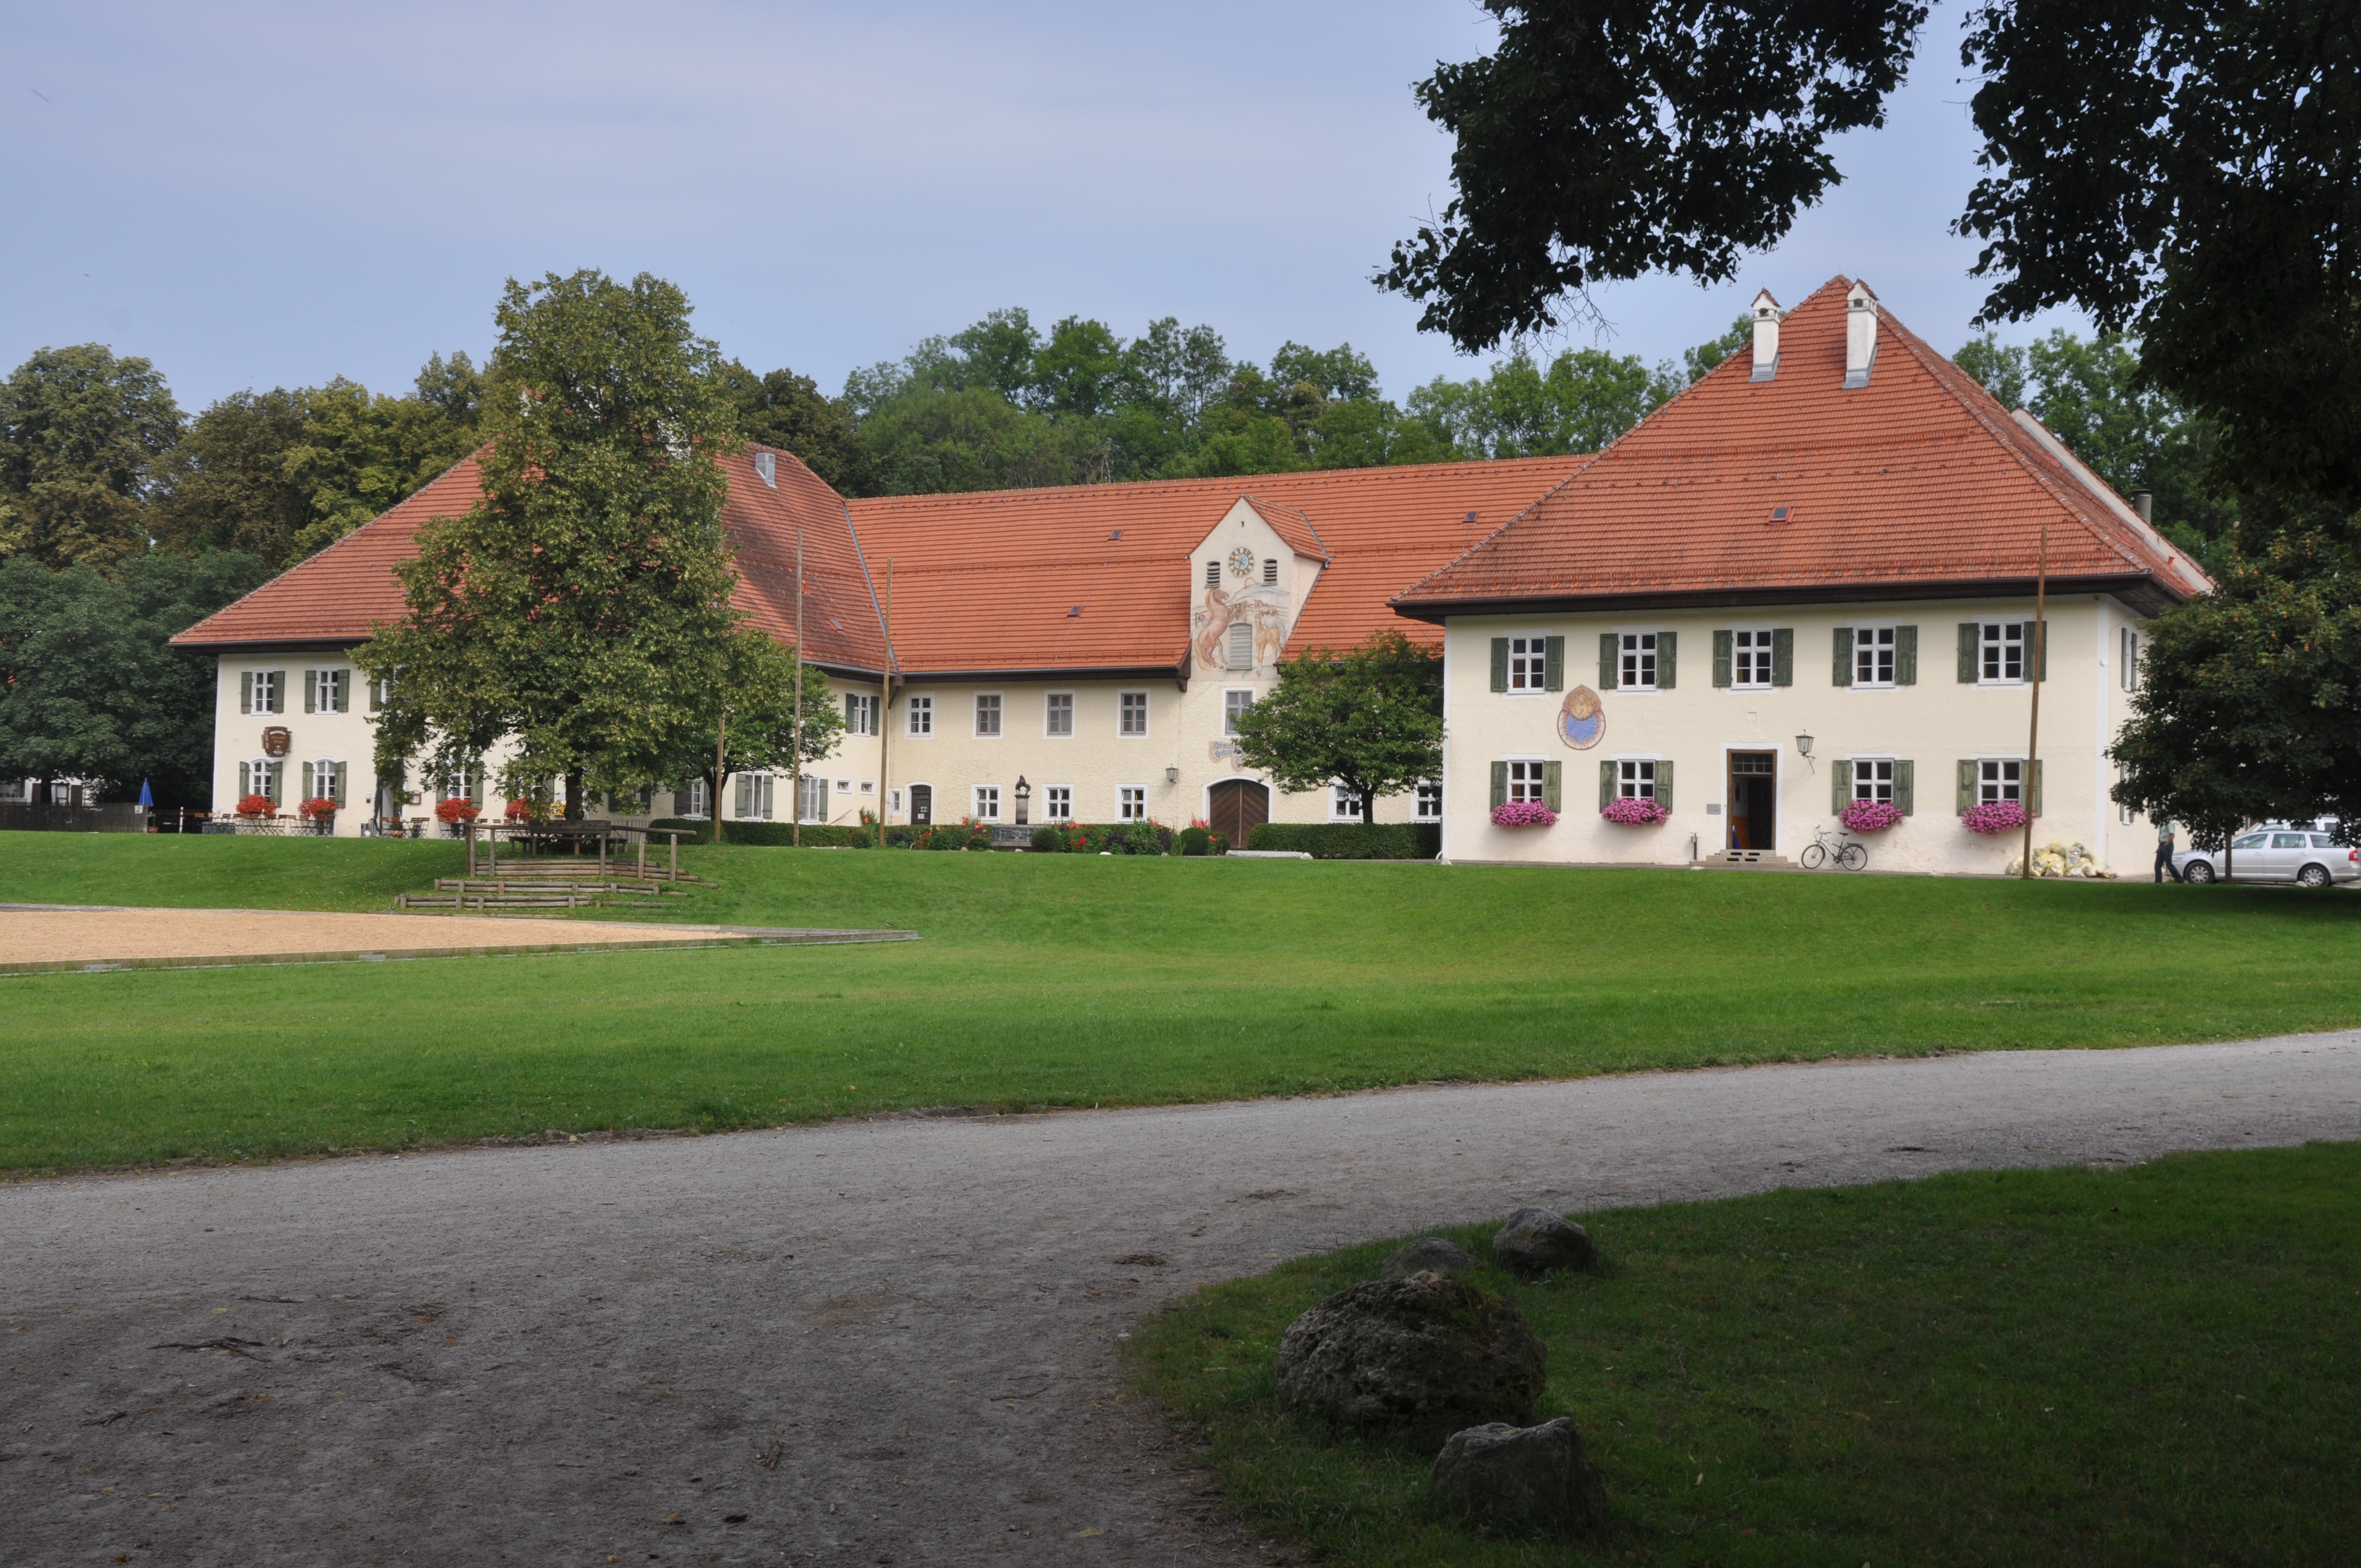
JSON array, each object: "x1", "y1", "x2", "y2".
[{"x1": 1207, "y1": 778, "x2": 1269, "y2": 847}]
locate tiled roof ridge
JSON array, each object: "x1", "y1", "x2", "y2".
[
  {"x1": 842, "y1": 451, "x2": 1586, "y2": 513},
  {"x1": 1237, "y1": 494, "x2": 1332, "y2": 563}
]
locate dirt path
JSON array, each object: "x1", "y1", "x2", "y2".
[{"x1": 5, "y1": 1034, "x2": 2357, "y2": 1566}]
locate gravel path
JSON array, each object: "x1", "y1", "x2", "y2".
[{"x1": 6, "y1": 1033, "x2": 2358, "y2": 1567}]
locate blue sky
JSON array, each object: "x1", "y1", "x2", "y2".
[{"x1": 2, "y1": 1, "x2": 2086, "y2": 413}]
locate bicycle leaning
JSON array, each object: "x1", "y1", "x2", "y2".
[{"x1": 1800, "y1": 823, "x2": 1869, "y2": 872}]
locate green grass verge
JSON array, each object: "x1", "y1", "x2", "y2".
[
  {"x1": 1127, "y1": 1144, "x2": 2361, "y2": 1565},
  {"x1": 3, "y1": 836, "x2": 2360, "y2": 1172}
]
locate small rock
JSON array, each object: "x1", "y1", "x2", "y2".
[
  {"x1": 1491, "y1": 1208, "x2": 1596, "y2": 1277},
  {"x1": 1429, "y1": 1417, "x2": 1607, "y2": 1537},
  {"x1": 1380, "y1": 1237, "x2": 1481, "y2": 1280},
  {"x1": 1275, "y1": 1271, "x2": 1546, "y2": 1445}
]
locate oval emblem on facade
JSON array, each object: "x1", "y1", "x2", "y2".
[
  {"x1": 1558, "y1": 687, "x2": 1603, "y2": 750},
  {"x1": 260, "y1": 726, "x2": 292, "y2": 758}
]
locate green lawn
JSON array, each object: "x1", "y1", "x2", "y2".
[
  {"x1": 1128, "y1": 1143, "x2": 2361, "y2": 1566},
  {"x1": 3, "y1": 835, "x2": 2359, "y2": 1173}
]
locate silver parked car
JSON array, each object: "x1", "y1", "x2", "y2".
[{"x1": 2175, "y1": 828, "x2": 2360, "y2": 887}]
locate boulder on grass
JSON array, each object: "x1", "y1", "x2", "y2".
[
  {"x1": 1275, "y1": 1271, "x2": 1546, "y2": 1446},
  {"x1": 1380, "y1": 1237, "x2": 1481, "y2": 1280},
  {"x1": 1429, "y1": 1417, "x2": 1608, "y2": 1537},
  {"x1": 1491, "y1": 1207, "x2": 1596, "y2": 1278}
]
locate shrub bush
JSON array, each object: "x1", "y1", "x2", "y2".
[
  {"x1": 1030, "y1": 825, "x2": 1066, "y2": 852},
  {"x1": 1028, "y1": 821, "x2": 1173, "y2": 854},
  {"x1": 1176, "y1": 825, "x2": 1223, "y2": 856},
  {"x1": 1245, "y1": 822, "x2": 1440, "y2": 859},
  {"x1": 646, "y1": 818, "x2": 873, "y2": 848}
]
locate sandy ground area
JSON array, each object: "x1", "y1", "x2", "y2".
[
  {"x1": 0, "y1": 906, "x2": 891, "y2": 970},
  {"x1": 3, "y1": 1033, "x2": 2357, "y2": 1567}
]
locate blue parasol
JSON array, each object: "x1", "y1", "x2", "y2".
[{"x1": 137, "y1": 778, "x2": 153, "y2": 808}]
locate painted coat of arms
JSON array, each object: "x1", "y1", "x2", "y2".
[{"x1": 1558, "y1": 687, "x2": 1603, "y2": 750}]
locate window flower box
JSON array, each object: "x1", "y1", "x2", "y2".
[
  {"x1": 1491, "y1": 801, "x2": 1559, "y2": 829},
  {"x1": 1840, "y1": 799, "x2": 1904, "y2": 834},
  {"x1": 236, "y1": 793, "x2": 274, "y2": 818},
  {"x1": 504, "y1": 798, "x2": 552, "y2": 824},
  {"x1": 434, "y1": 798, "x2": 481, "y2": 824},
  {"x1": 1962, "y1": 800, "x2": 2027, "y2": 835},
  {"x1": 1601, "y1": 797, "x2": 1667, "y2": 826}
]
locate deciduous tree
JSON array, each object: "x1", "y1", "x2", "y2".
[
  {"x1": 1228, "y1": 629, "x2": 1444, "y2": 824},
  {"x1": 0, "y1": 345, "x2": 183, "y2": 571}
]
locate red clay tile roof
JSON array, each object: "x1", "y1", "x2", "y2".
[
  {"x1": 1239, "y1": 496, "x2": 1330, "y2": 563},
  {"x1": 172, "y1": 446, "x2": 893, "y2": 674},
  {"x1": 1394, "y1": 277, "x2": 2213, "y2": 620},
  {"x1": 844, "y1": 456, "x2": 1587, "y2": 673}
]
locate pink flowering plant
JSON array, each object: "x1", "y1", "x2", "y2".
[
  {"x1": 1490, "y1": 801, "x2": 1558, "y2": 829},
  {"x1": 1840, "y1": 799, "x2": 1904, "y2": 834},
  {"x1": 1601, "y1": 797, "x2": 1668, "y2": 826},
  {"x1": 1962, "y1": 799, "x2": 2028, "y2": 835}
]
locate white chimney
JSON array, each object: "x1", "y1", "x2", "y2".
[
  {"x1": 1843, "y1": 280, "x2": 1879, "y2": 389},
  {"x1": 1749, "y1": 290, "x2": 1782, "y2": 382}
]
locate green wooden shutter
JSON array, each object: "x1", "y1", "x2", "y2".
[
  {"x1": 1543, "y1": 635, "x2": 1564, "y2": 692},
  {"x1": 1958, "y1": 624, "x2": 1979, "y2": 682},
  {"x1": 735, "y1": 774, "x2": 750, "y2": 818},
  {"x1": 1832, "y1": 759, "x2": 1852, "y2": 814},
  {"x1": 332, "y1": 761, "x2": 347, "y2": 808},
  {"x1": 1772, "y1": 628, "x2": 1794, "y2": 686},
  {"x1": 240, "y1": 672, "x2": 253, "y2": 714},
  {"x1": 2035, "y1": 622, "x2": 2048, "y2": 681},
  {"x1": 1655, "y1": 759, "x2": 1673, "y2": 813},
  {"x1": 265, "y1": 761, "x2": 284, "y2": 806},
  {"x1": 1895, "y1": 760, "x2": 1914, "y2": 815},
  {"x1": 1657, "y1": 631, "x2": 1677, "y2": 689},
  {"x1": 818, "y1": 778, "x2": 830, "y2": 823},
  {"x1": 303, "y1": 671, "x2": 316, "y2": 714},
  {"x1": 470, "y1": 765, "x2": 483, "y2": 808},
  {"x1": 1489, "y1": 761, "x2": 1508, "y2": 809},
  {"x1": 1712, "y1": 630, "x2": 1733, "y2": 687},
  {"x1": 1598, "y1": 633, "x2": 1618, "y2": 689},
  {"x1": 1895, "y1": 626, "x2": 1918, "y2": 685},
  {"x1": 333, "y1": 671, "x2": 350, "y2": 712},
  {"x1": 1489, "y1": 638, "x2": 1508, "y2": 693},
  {"x1": 1956, "y1": 759, "x2": 1975, "y2": 813},
  {"x1": 238, "y1": 761, "x2": 251, "y2": 798},
  {"x1": 2030, "y1": 759, "x2": 2043, "y2": 818},
  {"x1": 1598, "y1": 760, "x2": 1615, "y2": 810},
  {"x1": 1542, "y1": 761, "x2": 1562, "y2": 811},
  {"x1": 1831, "y1": 628, "x2": 1853, "y2": 686},
  {"x1": 367, "y1": 676, "x2": 380, "y2": 712}
]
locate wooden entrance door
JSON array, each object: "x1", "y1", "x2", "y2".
[
  {"x1": 1208, "y1": 779, "x2": 1269, "y2": 846},
  {"x1": 1727, "y1": 752, "x2": 1777, "y2": 851},
  {"x1": 908, "y1": 783, "x2": 932, "y2": 826}
]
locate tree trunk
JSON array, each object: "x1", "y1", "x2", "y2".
[{"x1": 564, "y1": 770, "x2": 585, "y2": 821}]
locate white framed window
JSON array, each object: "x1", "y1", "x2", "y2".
[
  {"x1": 439, "y1": 760, "x2": 480, "y2": 805},
  {"x1": 679, "y1": 777, "x2": 709, "y2": 819},
  {"x1": 1415, "y1": 781, "x2": 1441, "y2": 820},
  {"x1": 1617, "y1": 759, "x2": 1658, "y2": 799},
  {"x1": 797, "y1": 774, "x2": 829, "y2": 823},
  {"x1": 735, "y1": 772, "x2": 775, "y2": 820},
  {"x1": 1732, "y1": 628, "x2": 1775, "y2": 689},
  {"x1": 1223, "y1": 689, "x2": 1255, "y2": 736},
  {"x1": 1980, "y1": 621, "x2": 2030, "y2": 683},
  {"x1": 368, "y1": 673, "x2": 393, "y2": 712},
  {"x1": 973, "y1": 785, "x2": 1001, "y2": 821},
  {"x1": 1619, "y1": 631, "x2": 1659, "y2": 690},
  {"x1": 2120, "y1": 627, "x2": 2141, "y2": 693},
  {"x1": 1506, "y1": 760, "x2": 1548, "y2": 804},
  {"x1": 860, "y1": 779, "x2": 875, "y2": 796},
  {"x1": 0, "y1": 780, "x2": 24, "y2": 803},
  {"x1": 1978, "y1": 758, "x2": 2024, "y2": 803},
  {"x1": 1118, "y1": 690, "x2": 1149, "y2": 736},
  {"x1": 1508, "y1": 634, "x2": 1549, "y2": 693},
  {"x1": 1045, "y1": 692, "x2": 1074, "y2": 737},
  {"x1": 1329, "y1": 784, "x2": 1364, "y2": 822},
  {"x1": 242, "y1": 668, "x2": 284, "y2": 715},
  {"x1": 306, "y1": 759, "x2": 344, "y2": 804},
  {"x1": 1226, "y1": 620, "x2": 1255, "y2": 670},
  {"x1": 844, "y1": 692, "x2": 878, "y2": 736},
  {"x1": 907, "y1": 694, "x2": 934, "y2": 736},
  {"x1": 1853, "y1": 625, "x2": 1898, "y2": 688},
  {"x1": 974, "y1": 693, "x2": 1002, "y2": 738},
  {"x1": 1118, "y1": 786, "x2": 1146, "y2": 821},
  {"x1": 1045, "y1": 785, "x2": 1073, "y2": 822},
  {"x1": 306, "y1": 668, "x2": 349, "y2": 714},
  {"x1": 1851, "y1": 756, "x2": 1897, "y2": 804},
  {"x1": 241, "y1": 758, "x2": 285, "y2": 805}
]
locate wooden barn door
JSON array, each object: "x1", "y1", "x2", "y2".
[{"x1": 1209, "y1": 779, "x2": 1268, "y2": 846}]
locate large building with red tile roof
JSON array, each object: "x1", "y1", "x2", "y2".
[
  {"x1": 1395, "y1": 277, "x2": 2208, "y2": 873},
  {"x1": 173, "y1": 443, "x2": 1584, "y2": 836}
]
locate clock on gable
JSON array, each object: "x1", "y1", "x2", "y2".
[{"x1": 1227, "y1": 546, "x2": 1256, "y2": 580}]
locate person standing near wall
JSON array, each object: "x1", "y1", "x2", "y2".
[{"x1": 2155, "y1": 816, "x2": 2179, "y2": 883}]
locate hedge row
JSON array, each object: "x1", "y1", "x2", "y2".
[
  {"x1": 646, "y1": 818, "x2": 874, "y2": 848},
  {"x1": 1244, "y1": 822, "x2": 1441, "y2": 859},
  {"x1": 1026, "y1": 821, "x2": 1179, "y2": 855}
]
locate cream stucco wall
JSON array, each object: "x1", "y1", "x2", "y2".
[{"x1": 1439, "y1": 595, "x2": 2159, "y2": 874}]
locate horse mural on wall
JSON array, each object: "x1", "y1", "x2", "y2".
[{"x1": 1193, "y1": 582, "x2": 1291, "y2": 669}]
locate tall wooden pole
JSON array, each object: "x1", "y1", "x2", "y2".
[
  {"x1": 877, "y1": 557, "x2": 894, "y2": 849},
  {"x1": 714, "y1": 707, "x2": 727, "y2": 847},
  {"x1": 792, "y1": 523, "x2": 805, "y2": 849},
  {"x1": 2022, "y1": 520, "x2": 2047, "y2": 879}
]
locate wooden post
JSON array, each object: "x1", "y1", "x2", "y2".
[
  {"x1": 877, "y1": 557, "x2": 893, "y2": 850},
  {"x1": 714, "y1": 708, "x2": 728, "y2": 847},
  {"x1": 636, "y1": 829, "x2": 645, "y2": 879},
  {"x1": 792, "y1": 522, "x2": 805, "y2": 850},
  {"x1": 2022, "y1": 520, "x2": 2047, "y2": 879},
  {"x1": 466, "y1": 818, "x2": 476, "y2": 879},
  {"x1": 668, "y1": 831, "x2": 678, "y2": 879}
]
